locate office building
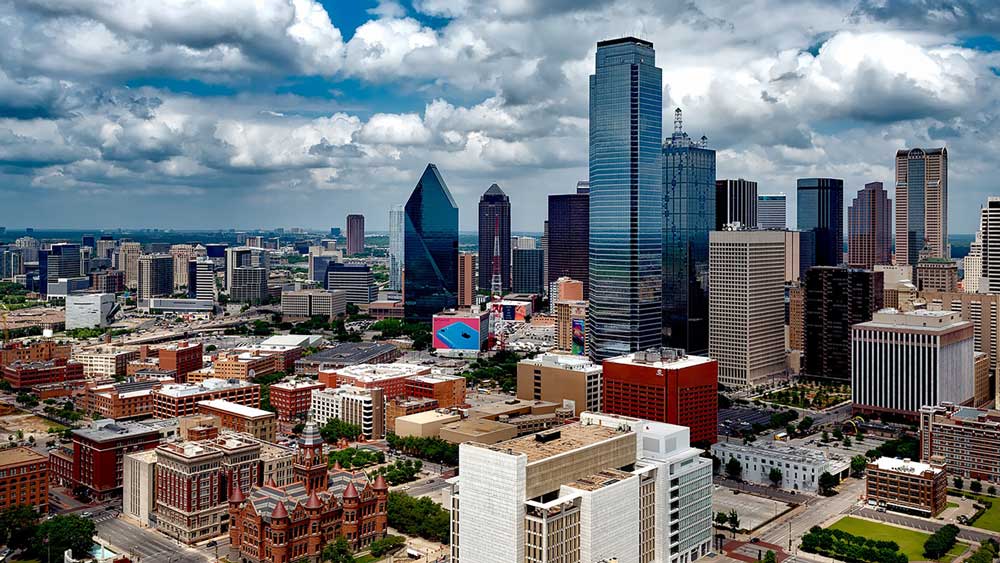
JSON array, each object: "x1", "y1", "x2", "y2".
[
  {"x1": 84, "y1": 379, "x2": 164, "y2": 420},
  {"x1": 293, "y1": 342, "x2": 400, "y2": 375},
  {"x1": 588, "y1": 37, "x2": 663, "y2": 360},
  {"x1": 230, "y1": 266, "x2": 268, "y2": 304},
  {"x1": 346, "y1": 214, "x2": 365, "y2": 255},
  {"x1": 710, "y1": 442, "x2": 850, "y2": 493},
  {"x1": 388, "y1": 204, "x2": 405, "y2": 292},
  {"x1": 95, "y1": 236, "x2": 116, "y2": 261},
  {"x1": 547, "y1": 183, "x2": 589, "y2": 296},
  {"x1": 198, "y1": 399, "x2": 277, "y2": 442},
  {"x1": 916, "y1": 257, "x2": 959, "y2": 292},
  {"x1": 326, "y1": 263, "x2": 376, "y2": 304},
  {"x1": 709, "y1": 230, "x2": 786, "y2": 388},
  {"x1": 0, "y1": 246, "x2": 23, "y2": 280},
  {"x1": 270, "y1": 378, "x2": 325, "y2": 422},
  {"x1": 866, "y1": 457, "x2": 947, "y2": 517},
  {"x1": 91, "y1": 269, "x2": 125, "y2": 293},
  {"x1": 757, "y1": 193, "x2": 786, "y2": 229},
  {"x1": 394, "y1": 409, "x2": 458, "y2": 438},
  {"x1": 69, "y1": 419, "x2": 161, "y2": 499},
  {"x1": 123, "y1": 449, "x2": 157, "y2": 526},
  {"x1": 549, "y1": 277, "x2": 583, "y2": 314},
  {"x1": 965, "y1": 231, "x2": 983, "y2": 293},
  {"x1": 74, "y1": 345, "x2": 140, "y2": 378},
  {"x1": 555, "y1": 299, "x2": 588, "y2": 353},
  {"x1": 311, "y1": 385, "x2": 385, "y2": 438},
  {"x1": 137, "y1": 253, "x2": 174, "y2": 304},
  {"x1": 152, "y1": 378, "x2": 261, "y2": 418},
  {"x1": 2, "y1": 358, "x2": 84, "y2": 390},
  {"x1": 39, "y1": 242, "x2": 81, "y2": 297},
  {"x1": 797, "y1": 178, "x2": 844, "y2": 266},
  {"x1": 896, "y1": 148, "x2": 949, "y2": 266},
  {"x1": 119, "y1": 241, "x2": 142, "y2": 289},
  {"x1": 478, "y1": 183, "x2": 512, "y2": 293},
  {"x1": 450, "y1": 412, "x2": 713, "y2": 563},
  {"x1": 804, "y1": 266, "x2": 883, "y2": 381},
  {"x1": 920, "y1": 291, "x2": 1000, "y2": 378},
  {"x1": 853, "y1": 309, "x2": 974, "y2": 419},
  {"x1": 187, "y1": 258, "x2": 216, "y2": 300},
  {"x1": 979, "y1": 198, "x2": 1000, "y2": 293},
  {"x1": 169, "y1": 244, "x2": 203, "y2": 290},
  {"x1": 386, "y1": 397, "x2": 439, "y2": 433},
  {"x1": 226, "y1": 246, "x2": 267, "y2": 293},
  {"x1": 516, "y1": 353, "x2": 602, "y2": 416},
  {"x1": 307, "y1": 249, "x2": 339, "y2": 286},
  {"x1": 715, "y1": 179, "x2": 756, "y2": 229},
  {"x1": 603, "y1": 348, "x2": 717, "y2": 445},
  {"x1": 920, "y1": 404, "x2": 1000, "y2": 483},
  {"x1": 512, "y1": 248, "x2": 545, "y2": 294},
  {"x1": 281, "y1": 288, "x2": 346, "y2": 321},
  {"x1": 66, "y1": 292, "x2": 117, "y2": 329},
  {"x1": 847, "y1": 182, "x2": 892, "y2": 270},
  {"x1": 0, "y1": 340, "x2": 70, "y2": 366},
  {"x1": 318, "y1": 363, "x2": 430, "y2": 399},
  {"x1": 404, "y1": 164, "x2": 459, "y2": 322},
  {"x1": 14, "y1": 236, "x2": 40, "y2": 263},
  {"x1": 405, "y1": 373, "x2": 467, "y2": 409},
  {"x1": 457, "y1": 252, "x2": 476, "y2": 307},
  {"x1": 0, "y1": 448, "x2": 48, "y2": 513}
]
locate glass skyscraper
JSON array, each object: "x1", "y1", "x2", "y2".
[
  {"x1": 388, "y1": 204, "x2": 404, "y2": 291},
  {"x1": 662, "y1": 109, "x2": 715, "y2": 355},
  {"x1": 797, "y1": 178, "x2": 844, "y2": 267},
  {"x1": 547, "y1": 181, "x2": 589, "y2": 296},
  {"x1": 588, "y1": 37, "x2": 663, "y2": 360},
  {"x1": 404, "y1": 164, "x2": 458, "y2": 322},
  {"x1": 477, "y1": 184, "x2": 511, "y2": 293}
]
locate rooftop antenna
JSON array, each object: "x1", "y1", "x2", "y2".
[{"x1": 674, "y1": 108, "x2": 683, "y2": 134}]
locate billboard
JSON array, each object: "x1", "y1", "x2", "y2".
[
  {"x1": 571, "y1": 318, "x2": 585, "y2": 355},
  {"x1": 433, "y1": 317, "x2": 483, "y2": 351},
  {"x1": 501, "y1": 302, "x2": 530, "y2": 321}
]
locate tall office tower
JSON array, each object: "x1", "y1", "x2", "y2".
[
  {"x1": 708, "y1": 230, "x2": 786, "y2": 389},
  {"x1": 847, "y1": 182, "x2": 892, "y2": 269},
  {"x1": 512, "y1": 248, "x2": 545, "y2": 294},
  {"x1": 588, "y1": 37, "x2": 663, "y2": 360},
  {"x1": 187, "y1": 258, "x2": 216, "y2": 301},
  {"x1": 895, "y1": 147, "x2": 948, "y2": 266},
  {"x1": 96, "y1": 236, "x2": 116, "y2": 261},
  {"x1": 449, "y1": 412, "x2": 713, "y2": 563},
  {"x1": 916, "y1": 257, "x2": 959, "y2": 292},
  {"x1": 0, "y1": 247, "x2": 23, "y2": 280},
  {"x1": 404, "y1": 164, "x2": 458, "y2": 322},
  {"x1": 14, "y1": 236, "x2": 40, "y2": 263},
  {"x1": 230, "y1": 267, "x2": 268, "y2": 304},
  {"x1": 797, "y1": 178, "x2": 844, "y2": 267},
  {"x1": 803, "y1": 266, "x2": 883, "y2": 381},
  {"x1": 346, "y1": 214, "x2": 365, "y2": 256},
  {"x1": 965, "y1": 231, "x2": 983, "y2": 293},
  {"x1": 980, "y1": 198, "x2": 1000, "y2": 294},
  {"x1": 137, "y1": 254, "x2": 174, "y2": 303},
  {"x1": 663, "y1": 108, "x2": 716, "y2": 354},
  {"x1": 169, "y1": 244, "x2": 201, "y2": 290},
  {"x1": 325, "y1": 263, "x2": 376, "y2": 304},
  {"x1": 39, "y1": 243, "x2": 82, "y2": 297},
  {"x1": 757, "y1": 194, "x2": 786, "y2": 229},
  {"x1": 388, "y1": 205, "x2": 405, "y2": 292},
  {"x1": 457, "y1": 252, "x2": 476, "y2": 307},
  {"x1": 81, "y1": 235, "x2": 95, "y2": 249},
  {"x1": 118, "y1": 241, "x2": 142, "y2": 289},
  {"x1": 547, "y1": 182, "x2": 589, "y2": 296},
  {"x1": 477, "y1": 184, "x2": 511, "y2": 293},
  {"x1": 225, "y1": 247, "x2": 266, "y2": 293},
  {"x1": 715, "y1": 179, "x2": 757, "y2": 230}
]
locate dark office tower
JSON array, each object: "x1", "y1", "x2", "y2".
[
  {"x1": 39, "y1": 243, "x2": 81, "y2": 297},
  {"x1": 547, "y1": 182, "x2": 589, "y2": 296},
  {"x1": 848, "y1": 182, "x2": 892, "y2": 269},
  {"x1": 404, "y1": 164, "x2": 459, "y2": 322},
  {"x1": 662, "y1": 108, "x2": 715, "y2": 354},
  {"x1": 803, "y1": 266, "x2": 882, "y2": 381},
  {"x1": 797, "y1": 178, "x2": 844, "y2": 267},
  {"x1": 512, "y1": 248, "x2": 545, "y2": 294},
  {"x1": 81, "y1": 235, "x2": 95, "y2": 249},
  {"x1": 715, "y1": 179, "x2": 757, "y2": 230},
  {"x1": 477, "y1": 184, "x2": 511, "y2": 293},
  {"x1": 896, "y1": 148, "x2": 948, "y2": 266},
  {"x1": 346, "y1": 214, "x2": 365, "y2": 256},
  {"x1": 588, "y1": 37, "x2": 663, "y2": 360},
  {"x1": 330, "y1": 227, "x2": 341, "y2": 238}
]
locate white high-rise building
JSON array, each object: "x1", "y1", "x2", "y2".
[
  {"x1": 389, "y1": 204, "x2": 405, "y2": 292},
  {"x1": 708, "y1": 229, "x2": 786, "y2": 388},
  {"x1": 964, "y1": 230, "x2": 983, "y2": 293},
  {"x1": 188, "y1": 258, "x2": 216, "y2": 301},
  {"x1": 979, "y1": 197, "x2": 1000, "y2": 294},
  {"x1": 757, "y1": 194, "x2": 786, "y2": 229},
  {"x1": 449, "y1": 412, "x2": 713, "y2": 563}
]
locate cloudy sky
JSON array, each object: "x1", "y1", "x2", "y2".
[{"x1": 0, "y1": 0, "x2": 997, "y2": 232}]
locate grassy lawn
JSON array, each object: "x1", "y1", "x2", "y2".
[
  {"x1": 963, "y1": 493, "x2": 1000, "y2": 532},
  {"x1": 946, "y1": 501, "x2": 959, "y2": 509},
  {"x1": 828, "y1": 517, "x2": 966, "y2": 562},
  {"x1": 354, "y1": 555, "x2": 380, "y2": 563}
]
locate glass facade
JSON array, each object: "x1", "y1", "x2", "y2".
[
  {"x1": 662, "y1": 118, "x2": 715, "y2": 355},
  {"x1": 512, "y1": 248, "x2": 545, "y2": 294},
  {"x1": 796, "y1": 178, "x2": 844, "y2": 267},
  {"x1": 547, "y1": 188, "x2": 589, "y2": 296},
  {"x1": 388, "y1": 204, "x2": 404, "y2": 291},
  {"x1": 588, "y1": 37, "x2": 663, "y2": 360},
  {"x1": 847, "y1": 182, "x2": 892, "y2": 268},
  {"x1": 477, "y1": 184, "x2": 511, "y2": 292},
  {"x1": 404, "y1": 164, "x2": 459, "y2": 322}
]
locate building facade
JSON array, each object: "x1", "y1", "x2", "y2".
[
  {"x1": 920, "y1": 404, "x2": 1000, "y2": 483},
  {"x1": 457, "y1": 252, "x2": 476, "y2": 307},
  {"x1": 346, "y1": 214, "x2": 365, "y2": 256},
  {"x1": 2, "y1": 358, "x2": 84, "y2": 389},
  {"x1": 512, "y1": 248, "x2": 545, "y2": 295},
  {"x1": 847, "y1": 182, "x2": 892, "y2": 269},
  {"x1": 803, "y1": 266, "x2": 883, "y2": 381},
  {"x1": 715, "y1": 179, "x2": 756, "y2": 229},
  {"x1": 0, "y1": 447, "x2": 48, "y2": 513},
  {"x1": 152, "y1": 379, "x2": 261, "y2": 418},
  {"x1": 980, "y1": 198, "x2": 1000, "y2": 293},
  {"x1": 70, "y1": 419, "x2": 161, "y2": 499},
  {"x1": 270, "y1": 378, "x2": 326, "y2": 422},
  {"x1": 916, "y1": 258, "x2": 959, "y2": 292},
  {"x1": 757, "y1": 194, "x2": 786, "y2": 229},
  {"x1": 516, "y1": 353, "x2": 603, "y2": 417},
  {"x1": 896, "y1": 148, "x2": 948, "y2": 266},
  {"x1": 547, "y1": 184, "x2": 589, "y2": 297},
  {"x1": 710, "y1": 442, "x2": 849, "y2": 492},
  {"x1": 404, "y1": 164, "x2": 459, "y2": 322},
  {"x1": 311, "y1": 385, "x2": 386, "y2": 439},
  {"x1": 797, "y1": 178, "x2": 844, "y2": 267},
  {"x1": 198, "y1": 399, "x2": 277, "y2": 442},
  {"x1": 325, "y1": 264, "x2": 376, "y2": 305},
  {"x1": 919, "y1": 291, "x2": 1000, "y2": 379},
  {"x1": 478, "y1": 184, "x2": 512, "y2": 293},
  {"x1": 388, "y1": 204, "x2": 405, "y2": 292},
  {"x1": 866, "y1": 457, "x2": 947, "y2": 517}
]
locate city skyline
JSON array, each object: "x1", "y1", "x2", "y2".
[{"x1": 0, "y1": 2, "x2": 995, "y2": 233}]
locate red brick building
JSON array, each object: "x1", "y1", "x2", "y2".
[
  {"x1": 0, "y1": 447, "x2": 48, "y2": 513},
  {"x1": 0, "y1": 340, "x2": 71, "y2": 366},
  {"x1": 152, "y1": 379, "x2": 261, "y2": 418},
  {"x1": 90, "y1": 270, "x2": 125, "y2": 293},
  {"x1": 269, "y1": 378, "x2": 325, "y2": 422},
  {"x1": 158, "y1": 341, "x2": 203, "y2": 383},
  {"x1": 602, "y1": 348, "x2": 718, "y2": 445},
  {"x1": 229, "y1": 420, "x2": 388, "y2": 562},
  {"x1": 84, "y1": 379, "x2": 165, "y2": 420},
  {"x1": 404, "y1": 373, "x2": 466, "y2": 408},
  {"x1": 318, "y1": 363, "x2": 430, "y2": 400},
  {"x1": 2, "y1": 358, "x2": 85, "y2": 389},
  {"x1": 71, "y1": 419, "x2": 161, "y2": 499}
]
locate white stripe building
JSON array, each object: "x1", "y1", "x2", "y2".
[{"x1": 853, "y1": 308, "x2": 975, "y2": 419}]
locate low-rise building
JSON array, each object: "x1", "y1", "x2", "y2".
[
  {"x1": 281, "y1": 289, "x2": 347, "y2": 321},
  {"x1": 920, "y1": 404, "x2": 1000, "y2": 483},
  {"x1": 197, "y1": 399, "x2": 277, "y2": 442},
  {"x1": 69, "y1": 419, "x2": 161, "y2": 499},
  {"x1": 84, "y1": 378, "x2": 164, "y2": 419},
  {"x1": 211, "y1": 351, "x2": 284, "y2": 382},
  {"x1": 711, "y1": 441, "x2": 850, "y2": 492},
  {"x1": 0, "y1": 339, "x2": 71, "y2": 366},
  {"x1": 294, "y1": 342, "x2": 400, "y2": 375},
  {"x1": 269, "y1": 377, "x2": 325, "y2": 422},
  {"x1": 75, "y1": 345, "x2": 140, "y2": 378},
  {"x1": 0, "y1": 447, "x2": 48, "y2": 513},
  {"x1": 65, "y1": 293, "x2": 117, "y2": 329},
  {"x1": 516, "y1": 353, "x2": 602, "y2": 417},
  {"x1": 395, "y1": 410, "x2": 461, "y2": 438},
  {"x1": 386, "y1": 397, "x2": 439, "y2": 433},
  {"x1": 123, "y1": 450, "x2": 157, "y2": 527},
  {"x1": 2, "y1": 358, "x2": 84, "y2": 389},
  {"x1": 318, "y1": 362, "x2": 430, "y2": 399},
  {"x1": 311, "y1": 385, "x2": 385, "y2": 439},
  {"x1": 404, "y1": 373, "x2": 467, "y2": 408},
  {"x1": 152, "y1": 378, "x2": 261, "y2": 418},
  {"x1": 259, "y1": 441, "x2": 295, "y2": 488},
  {"x1": 157, "y1": 341, "x2": 204, "y2": 383},
  {"x1": 866, "y1": 456, "x2": 947, "y2": 517}
]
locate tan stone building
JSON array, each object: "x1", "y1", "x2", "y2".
[
  {"x1": 555, "y1": 299, "x2": 587, "y2": 353},
  {"x1": 516, "y1": 353, "x2": 602, "y2": 416},
  {"x1": 197, "y1": 399, "x2": 277, "y2": 442}
]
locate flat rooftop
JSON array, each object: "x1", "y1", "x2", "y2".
[
  {"x1": 565, "y1": 468, "x2": 634, "y2": 492},
  {"x1": 156, "y1": 378, "x2": 257, "y2": 397},
  {"x1": 521, "y1": 353, "x2": 602, "y2": 372},
  {"x1": 872, "y1": 456, "x2": 941, "y2": 475},
  {"x1": 398, "y1": 410, "x2": 461, "y2": 425},
  {"x1": 297, "y1": 342, "x2": 398, "y2": 364},
  {"x1": 408, "y1": 373, "x2": 464, "y2": 384},
  {"x1": 334, "y1": 363, "x2": 429, "y2": 380},
  {"x1": 604, "y1": 348, "x2": 713, "y2": 370},
  {"x1": 0, "y1": 447, "x2": 46, "y2": 466},
  {"x1": 199, "y1": 399, "x2": 273, "y2": 418},
  {"x1": 271, "y1": 377, "x2": 325, "y2": 391},
  {"x1": 478, "y1": 423, "x2": 627, "y2": 464},
  {"x1": 862, "y1": 308, "x2": 968, "y2": 330},
  {"x1": 75, "y1": 419, "x2": 158, "y2": 442},
  {"x1": 470, "y1": 398, "x2": 559, "y2": 418}
]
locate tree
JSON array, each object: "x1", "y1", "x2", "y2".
[
  {"x1": 850, "y1": 455, "x2": 868, "y2": 478},
  {"x1": 798, "y1": 417, "x2": 814, "y2": 433},
  {"x1": 954, "y1": 477, "x2": 964, "y2": 490},
  {"x1": 923, "y1": 524, "x2": 960, "y2": 559},
  {"x1": 369, "y1": 535, "x2": 406, "y2": 557},
  {"x1": 768, "y1": 468, "x2": 782, "y2": 487},
  {"x1": 727, "y1": 510, "x2": 740, "y2": 537},
  {"x1": 971, "y1": 480, "x2": 983, "y2": 493},
  {"x1": 725, "y1": 457, "x2": 742, "y2": 480},
  {"x1": 320, "y1": 418, "x2": 362, "y2": 443},
  {"x1": 820, "y1": 430, "x2": 829, "y2": 443},
  {"x1": 833, "y1": 428, "x2": 844, "y2": 441},
  {"x1": 0, "y1": 505, "x2": 40, "y2": 550},
  {"x1": 842, "y1": 436, "x2": 852, "y2": 448},
  {"x1": 387, "y1": 492, "x2": 450, "y2": 544},
  {"x1": 35, "y1": 515, "x2": 96, "y2": 562},
  {"x1": 764, "y1": 551, "x2": 777, "y2": 563},
  {"x1": 989, "y1": 485, "x2": 997, "y2": 497},
  {"x1": 715, "y1": 511, "x2": 729, "y2": 527},
  {"x1": 321, "y1": 536, "x2": 353, "y2": 563},
  {"x1": 818, "y1": 471, "x2": 838, "y2": 496}
]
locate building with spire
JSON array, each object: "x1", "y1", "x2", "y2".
[
  {"x1": 478, "y1": 183, "x2": 511, "y2": 293},
  {"x1": 228, "y1": 418, "x2": 388, "y2": 562}
]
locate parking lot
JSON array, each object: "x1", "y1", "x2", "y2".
[{"x1": 712, "y1": 485, "x2": 795, "y2": 531}]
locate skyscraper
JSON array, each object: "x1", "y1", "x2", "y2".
[
  {"x1": 547, "y1": 181, "x2": 589, "y2": 296},
  {"x1": 757, "y1": 194, "x2": 786, "y2": 229},
  {"x1": 346, "y1": 214, "x2": 365, "y2": 256},
  {"x1": 404, "y1": 164, "x2": 458, "y2": 322},
  {"x1": 847, "y1": 182, "x2": 892, "y2": 269},
  {"x1": 896, "y1": 148, "x2": 948, "y2": 266},
  {"x1": 662, "y1": 108, "x2": 715, "y2": 355},
  {"x1": 797, "y1": 178, "x2": 844, "y2": 267},
  {"x1": 187, "y1": 258, "x2": 216, "y2": 301},
  {"x1": 39, "y1": 243, "x2": 82, "y2": 297},
  {"x1": 979, "y1": 197, "x2": 1000, "y2": 294},
  {"x1": 965, "y1": 230, "x2": 983, "y2": 293},
  {"x1": 457, "y1": 252, "x2": 475, "y2": 307},
  {"x1": 388, "y1": 205, "x2": 404, "y2": 292},
  {"x1": 169, "y1": 244, "x2": 202, "y2": 290},
  {"x1": 715, "y1": 179, "x2": 757, "y2": 230},
  {"x1": 137, "y1": 254, "x2": 174, "y2": 304},
  {"x1": 118, "y1": 241, "x2": 142, "y2": 289},
  {"x1": 477, "y1": 184, "x2": 511, "y2": 293},
  {"x1": 588, "y1": 37, "x2": 663, "y2": 360},
  {"x1": 512, "y1": 248, "x2": 545, "y2": 294},
  {"x1": 803, "y1": 266, "x2": 883, "y2": 381}
]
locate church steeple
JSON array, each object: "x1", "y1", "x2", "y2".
[{"x1": 294, "y1": 415, "x2": 328, "y2": 493}]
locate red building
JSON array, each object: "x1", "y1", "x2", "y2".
[
  {"x1": 269, "y1": 378, "x2": 325, "y2": 422},
  {"x1": 404, "y1": 374, "x2": 466, "y2": 408},
  {"x1": 0, "y1": 447, "x2": 48, "y2": 514},
  {"x1": 229, "y1": 420, "x2": 388, "y2": 563},
  {"x1": 71, "y1": 419, "x2": 161, "y2": 499},
  {"x1": 152, "y1": 379, "x2": 261, "y2": 418},
  {"x1": 2, "y1": 358, "x2": 85, "y2": 389},
  {"x1": 158, "y1": 341, "x2": 203, "y2": 383},
  {"x1": 602, "y1": 348, "x2": 718, "y2": 445},
  {"x1": 91, "y1": 270, "x2": 125, "y2": 293},
  {"x1": 318, "y1": 363, "x2": 430, "y2": 400}
]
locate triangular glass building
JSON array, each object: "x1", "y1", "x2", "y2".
[{"x1": 404, "y1": 164, "x2": 459, "y2": 322}]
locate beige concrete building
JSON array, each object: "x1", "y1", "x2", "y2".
[
  {"x1": 920, "y1": 291, "x2": 1000, "y2": 381},
  {"x1": 75, "y1": 345, "x2": 140, "y2": 378},
  {"x1": 440, "y1": 417, "x2": 518, "y2": 445},
  {"x1": 783, "y1": 230, "x2": 803, "y2": 282},
  {"x1": 197, "y1": 399, "x2": 277, "y2": 442},
  {"x1": 259, "y1": 441, "x2": 295, "y2": 487},
  {"x1": 916, "y1": 258, "x2": 959, "y2": 293},
  {"x1": 123, "y1": 450, "x2": 158, "y2": 527},
  {"x1": 395, "y1": 410, "x2": 462, "y2": 438},
  {"x1": 169, "y1": 244, "x2": 204, "y2": 290},
  {"x1": 516, "y1": 353, "x2": 602, "y2": 416},
  {"x1": 119, "y1": 241, "x2": 142, "y2": 289},
  {"x1": 281, "y1": 289, "x2": 347, "y2": 321},
  {"x1": 788, "y1": 283, "x2": 804, "y2": 351},
  {"x1": 311, "y1": 385, "x2": 386, "y2": 439}
]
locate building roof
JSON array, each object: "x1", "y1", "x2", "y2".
[
  {"x1": 259, "y1": 334, "x2": 324, "y2": 347},
  {"x1": 199, "y1": 399, "x2": 274, "y2": 419},
  {"x1": 520, "y1": 353, "x2": 602, "y2": 373},
  {"x1": 407, "y1": 373, "x2": 464, "y2": 384},
  {"x1": 271, "y1": 377, "x2": 325, "y2": 391},
  {"x1": 476, "y1": 423, "x2": 627, "y2": 464},
  {"x1": 565, "y1": 468, "x2": 634, "y2": 492},
  {"x1": 468, "y1": 398, "x2": 560, "y2": 418},
  {"x1": 397, "y1": 410, "x2": 461, "y2": 425},
  {"x1": 74, "y1": 419, "x2": 158, "y2": 442},
  {"x1": 872, "y1": 456, "x2": 942, "y2": 475},
  {"x1": 333, "y1": 363, "x2": 429, "y2": 381},
  {"x1": 156, "y1": 378, "x2": 258, "y2": 397},
  {"x1": 296, "y1": 342, "x2": 398, "y2": 365},
  {"x1": 0, "y1": 447, "x2": 46, "y2": 467},
  {"x1": 604, "y1": 348, "x2": 714, "y2": 371},
  {"x1": 860, "y1": 308, "x2": 969, "y2": 331}
]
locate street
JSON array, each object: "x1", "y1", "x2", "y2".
[
  {"x1": 96, "y1": 518, "x2": 213, "y2": 563},
  {"x1": 755, "y1": 477, "x2": 866, "y2": 551}
]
